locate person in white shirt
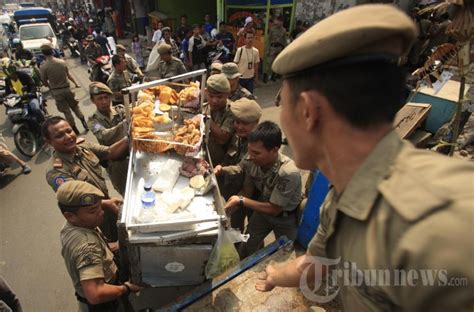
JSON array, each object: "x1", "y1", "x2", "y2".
[
  {"x1": 152, "y1": 21, "x2": 164, "y2": 44},
  {"x1": 233, "y1": 32, "x2": 259, "y2": 93}
]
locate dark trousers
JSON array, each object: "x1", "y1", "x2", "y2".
[{"x1": 239, "y1": 78, "x2": 254, "y2": 93}]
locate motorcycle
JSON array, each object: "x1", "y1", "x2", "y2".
[
  {"x1": 67, "y1": 37, "x2": 81, "y2": 58},
  {"x1": 1, "y1": 92, "x2": 47, "y2": 157},
  {"x1": 89, "y1": 55, "x2": 112, "y2": 84},
  {"x1": 15, "y1": 59, "x2": 42, "y2": 87},
  {"x1": 206, "y1": 42, "x2": 230, "y2": 67}
]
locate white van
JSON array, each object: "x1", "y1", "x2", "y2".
[{"x1": 18, "y1": 22, "x2": 58, "y2": 55}]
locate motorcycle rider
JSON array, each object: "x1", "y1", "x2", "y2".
[
  {"x1": 115, "y1": 44, "x2": 143, "y2": 79},
  {"x1": 4, "y1": 64, "x2": 44, "y2": 123},
  {"x1": 13, "y1": 42, "x2": 33, "y2": 61},
  {"x1": 84, "y1": 35, "x2": 103, "y2": 63}
]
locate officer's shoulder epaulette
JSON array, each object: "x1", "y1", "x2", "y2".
[{"x1": 53, "y1": 158, "x2": 63, "y2": 169}]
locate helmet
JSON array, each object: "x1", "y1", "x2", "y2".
[
  {"x1": 1, "y1": 57, "x2": 10, "y2": 69},
  {"x1": 68, "y1": 17, "x2": 74, "y2": 22}
]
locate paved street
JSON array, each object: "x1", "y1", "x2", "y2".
[{"x1": 0, "y1": 53, "x2": 287, "y2": 311}]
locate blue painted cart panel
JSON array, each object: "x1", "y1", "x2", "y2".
[
  {"x1": 297, "y1": 171, "x2": 330, "y2": 249},
  {"x1": 410, "y1": 93, "x2": 456, "y2": 134}
]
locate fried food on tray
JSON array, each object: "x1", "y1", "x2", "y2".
[
  {"x1": 153, "y1": 113, "x2": 172, "y2": 125},
  {"x1": 133, "y1": 133, "x2": 173, "y2": 153},
  {"x1": 173, "y1": 118, "x2": 201, "y2": 155},
  {"x1": 179, "y1": 83, "x2": 199, "y2": 103}
]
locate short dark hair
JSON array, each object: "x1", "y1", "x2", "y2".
[
  {"x1": 42, "y1": 47, "x2": 53, "y2": 56},
  {"x1": 111, "y1": 54, "x2": 122, "y2": 67},
  {"x1": 192, "y1": 24, "x2": 200, "y2": 30},
  {"x1": 181, "y1": 14, "x2": 187, "y2": 19},
  {"x1": 248, "y1": 121, "x2": 282, "y2": 150},
  {"x1": 245, "y1": 31, "x2": 254, "y2": 38},
  {"x1": 219, "y1": 21, "x2": 226, "y2": 27},
  {"x1": 58, "y1": 202, "x2": 81, "y2": 214},
  {"x1": 42, "y1": 116, "x2": 66, "y2": 139},
  {"x1": 286, "y1": 62, "x2": 406, "y2": 129}
]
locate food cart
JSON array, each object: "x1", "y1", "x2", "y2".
[{"x1": 118, "y1": 69, "x2": 228, "y2": 287}]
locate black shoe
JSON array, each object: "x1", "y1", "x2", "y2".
[
  {"x1": 72, "y1": 125, "x2": 80, "y2": 135},
  {"x1": 270, "y1": 74, "x2": 276, "y2": 82},
  {"x1": 263, "y1": 73, "x2": 268, "y2": 84}
]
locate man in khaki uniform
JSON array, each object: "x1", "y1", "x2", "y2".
[
  {"x1": 57, "y1": 181, "x2": 142, "y2": 311},
  {"x1": 204, "y1": 74, "x2": 235, "y2": 165},
  {"x1": 214, "y1": 98, "x2": 262, "y2": 201},
  {"x1": 84, "y1": 35, "x2": 103, "y2": 63},
  {"x1": 87, "y1": 82, "x2": 129, "y2": 196},
  {"x1": 266, "y1": 17, "x2": 287, "y2": 81},
  {"x1": 255, "y1": 5, "x2": 474, "y2": 311},
  {"x1": 222, "y1": 62, "x2": 256, "y2": 102},
  {"x1": 156, "y1": 43, "x2": 187, "y2": 79},
  {"x1": 224, "y1": 121, "x2": 301, "y2": 257},
  {"x1": 107, "y1": 55, "x2": 131, "y2": 106},
  {"x1": 40, "y1": 44, "x2": 88, "y2": 134},
  {"x1": 116, "y1": 44, "x2": 144, "y2": 80},
  {"x1": 43, "y1": 116, "x2": 129, "y2": 242}
]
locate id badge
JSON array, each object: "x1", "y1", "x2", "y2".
[{"x1": 248, "y1": 62, "x2": 253, "y2": 70}]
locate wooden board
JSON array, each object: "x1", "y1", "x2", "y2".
[{"x1": 394, "y1": 103, "x2": 432, "y2": 139}]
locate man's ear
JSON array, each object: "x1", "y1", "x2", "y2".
[
  {"x1": 63, "y1": 211, "x2": 76, "y2": 223},
  {"x1": 298, "y1": 90, "x2": 325, "y2": 132}
]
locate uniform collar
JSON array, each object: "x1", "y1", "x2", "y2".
[
  {"x1": 336, "y1": 130, "x2": 403, "y2": 221},
  {"x1": 96, "y1": 106, "x2": 118, "y2": 121}
]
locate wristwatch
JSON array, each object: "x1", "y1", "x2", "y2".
[{"x1": 239, "y1": 195, "x2": 244, "y2": 208}]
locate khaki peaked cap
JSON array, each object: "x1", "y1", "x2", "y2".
[
  {"x1": 57, "y1": 181, "x2": 105, "y2": 207},
  {"x1": 89, "y1": 81, "x2": 113, "y2": 96},
  {"x1": 231, "y1": 98, "x2": 262, "y2": 123},
  {"x1": 206, "y1": 74, "x2": 231, "y2": 93},
  {"x1": 272, "y1": 4, "x2": 418, "y2": 76}
]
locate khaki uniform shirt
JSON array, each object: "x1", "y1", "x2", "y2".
[
  {"x1": 308, "y1": 131, "x2": 474, "y2": 311},
  {"x1": 40, "y1": 57, "x2": 70, "y2": 89},
  {"x1": 157, "y1": 57, "x2": 187, "y2": 79},
  {"x1": 87, "y1": 106, "x2": 127, "y2": 146},
  {"x1": 268, "y1": 25, "x2": 287, "y2": 46},
  {"x1": 87, "y1": 106, "x2": 129, "y2": 195},
  {"x1": 207, "y1": 101, "x2": 235, "y2": 165},
  {"x1": 60, "y1": 222, "x2": 117, "y2": 299},
  {"x1": 107, "y1": 70, "x2": 131, "y2": 104},
  {"x1": 124, "y1": 53, "x2": 143, "y2": 77},
  {"x1": 223, "y1": 135, "x2": 248, "y2": 167},
  {"x1": 229, "y1": 86, "x2": 255, "y2": 102},
  {"x1": 46, "y1": 139, "x2": 110, "y2": 197},
  {"x1": 240, "y1": 153, "x2": 302, "y2": 211}
]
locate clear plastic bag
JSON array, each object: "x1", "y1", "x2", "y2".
[{"x1": 205, "y1": 225, "x2": 248, "y2": 279}]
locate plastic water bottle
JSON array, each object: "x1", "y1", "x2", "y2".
[{"x1": 141, "y1": 184, "x2": 155, "y2": 209}]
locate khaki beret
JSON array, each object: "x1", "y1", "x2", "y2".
[
  {"x1": 231, "y1": 98, "x2": 262, "y2": 123},
  {"x1": 116, "y1": 44, "x2": 126, "y2": 51},
  {"x1": 272, "y1": 4, "x2": 418, "y2": 76},
  {"x1": 86, "y1": 34, "x2": 94, "y2": 41},
  {"x1": 222, "y1": 62, "x2": 241, "y2": 79},
  {"x1": 89, "y1": 81, "x2": 112, "y2": 96},
  {"x1": 210, "y1": 62, "x2": 223, "y2": 72},
  {"x1": 57, "y1": 181, "x2": 104, "y2": 207},
  {"x1": 157, "y1": 43, "x2": 172, "y2": 54},
  {"x1": 206, "y1": 74, "x2": 230, "y2": 93}
]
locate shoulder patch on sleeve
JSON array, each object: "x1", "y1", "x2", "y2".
[
  {"x1": 276, "y1": 177, "x2": 290, "y2": 192},
  {"x1": 93, "y1": 123, "x2": 105, "y2": 132},
  {"x1": 53, "y1": 176, "x2": 67, "y2": 189}
]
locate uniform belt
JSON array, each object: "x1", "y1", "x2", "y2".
[
  {"x1": 276, "y1": 209, "x2": 297, "y2": 218},
  {"x1": 51, "y1": 86, "x2": 69, "y2": 90},
  {"x1": 75, "y1": 292, "x2": 119, "y2": 311}
]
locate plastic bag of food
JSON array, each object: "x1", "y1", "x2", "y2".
[
  {"x1": 152, "y1": 159, "x2": 181, "y2": 192},
  {"x1": 205, "y1": 224, "x2": 241, "y2": 279}
]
